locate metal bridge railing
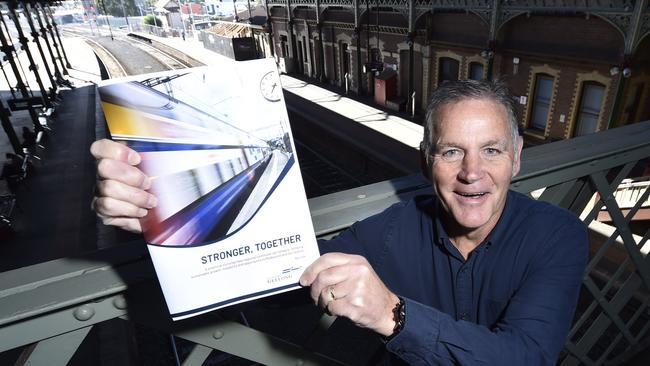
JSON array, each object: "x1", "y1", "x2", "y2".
[{"x1": 1, "y1": 121, "x2": 650, "y2": 365}]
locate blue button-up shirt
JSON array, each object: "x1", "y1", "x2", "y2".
[{"x1": 321, "y1": 190, "x2": 588, "y2": 365}]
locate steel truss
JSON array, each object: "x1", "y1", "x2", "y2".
[{"x1": 1, "y1": 121, "x2": 650, "y2": 364}]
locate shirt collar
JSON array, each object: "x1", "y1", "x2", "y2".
[{"x1": 483, "y1": 190, "x2": 516, "y2": 250}]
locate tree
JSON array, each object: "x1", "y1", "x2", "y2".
[
  {"x1": 143, "y1": 14, "x2": 163, "y2": 26},
  {"x1": 98, "y1": 0, "x2": 140, "y2": 17}
]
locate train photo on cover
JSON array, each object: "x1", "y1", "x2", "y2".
[{"x1": 98, "y1": 67, "x2": 296, "y2": 247}]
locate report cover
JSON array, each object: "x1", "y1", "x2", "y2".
[{"x1": 97, "y1": 58, "x2": 321, "y2": 320}]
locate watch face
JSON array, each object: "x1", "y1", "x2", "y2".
[{"x1": 260, "y1": 70, "x2": 281, "y2": 102}]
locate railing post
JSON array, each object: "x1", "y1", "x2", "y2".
[{"x1": 411, "y1": 91, "x2": 416, "y2": 117}]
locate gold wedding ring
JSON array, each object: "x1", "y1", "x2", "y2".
[{"x1": 329, "y1": 286, "x2": 336, "y2": 301}]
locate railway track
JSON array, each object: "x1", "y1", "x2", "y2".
[
  {"x1": 60, "y1": 26, "x2": 375, "y2": 197},
  {"x1": 61, "y1": 27, "x2": 194, "y2": 77}
]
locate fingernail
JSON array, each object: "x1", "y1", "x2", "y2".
[
  {"x1": 142, "y1": 176, "x2": 153, "y2": 190},
  {"x1": 127, "y1": 151, "x2": 141, "y2": 165},
  {"x1": 147, "y1": 195, "x2": 157, "y2": 209},
  {"x1": 137, "y1": 208, "x2": 148, "y2": 217}
]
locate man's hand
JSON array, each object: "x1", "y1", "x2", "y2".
[
  {"x1": 90, "y1": 139, "x2": 157, "y2": 233},
  {"x1": 300, "y1": 252, "x2": 399, "y2": 337}
]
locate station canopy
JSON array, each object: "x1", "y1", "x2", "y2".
[{"x1": 207, "y1": 22, "x2": 251, "y2": 38}]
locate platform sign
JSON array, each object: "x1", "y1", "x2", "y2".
[{"x1": 97, "y1": 59, "x2": 320, "y2": 321}]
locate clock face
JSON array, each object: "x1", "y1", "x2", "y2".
[{"x1": 260, "y1": 70, "x2": 281, "y2": 102}]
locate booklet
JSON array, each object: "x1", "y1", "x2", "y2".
[{"x1": 97, "y1": 58, "x2": 321, "y2": 320}]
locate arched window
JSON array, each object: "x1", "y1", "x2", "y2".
[
  {"x1": 438, "y1": 57, "x2": 459, "y2": 83},
  {"x1": 574, "y1": 82, "x2": 605, "y2": 136},
  {"x1": 468, "y1": 62, "x2": 484, "y2": 80},
  {"x1": 529, "y1": 74, "x2": 554, "y2": 132}
]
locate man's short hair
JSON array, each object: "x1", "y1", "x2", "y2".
[{"x1": 422, "y1": 79, "x2": 520, "y2": 165}]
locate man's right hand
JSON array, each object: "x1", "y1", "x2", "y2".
[{"x1": 90, "y1": 139, "x2": 157, "y2": 233}]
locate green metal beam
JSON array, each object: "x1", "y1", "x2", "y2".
[
  {"x1": 182, "y1": 344, "x2": 213, "y2": 366},
  {"x1": 0, "y1": 294, "x2": 127, "y2": 352},
  {"x1": 23, "y1": 327, "x2": 92, "y2": 366},
  {"x1": 174, "y1": 319, "x2": 347, "y2": 366},
  {"x1": 1, "y1": 121, "x2": 650, "y2": 365}
]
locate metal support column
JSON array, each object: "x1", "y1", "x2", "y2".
[
  {"x1": 316, "y1": 0, "x2": 325, "y2": 82},
  {"x1": 355, "y1": 30, "x2": 362, "y2": 95},
  {"x1": 264, "y1": 0, "x2": 275, "y2": 58},
  {"x1": 607, "y1": 70, "x2": 628, "y2": 129},
  {"x1": 287, "y1": 0, "x2": 298, "y2": 71},
  {"x1": 33, "y1": 2, "x2": 63, "y2": 83},
  {"x1": 0, "y1": 11, "x2": 43, "y2": 133},
  {"x1": 607, "y1": 0, "x2": 646, "y2": 129},
  {"x1": 44, "y1": 6, "x2": 72, "y2": 68},
  {"x1": 0, "y1": 100, "x2": 22, "y2": 155},
  {"x1": 41, "y1": 5, "x2": 69, "y2": 75},
  {"x1": 486, "y1": 0, "x2": 500, "y2": 80},
  {"x1": 23, "y1": 2, "x2": 55, "y2": 108},
  {"x1": 353, "y1": 0, "x2": 362, "y2": 94},
  {"x1": 330, "y1": 26, "x2": 336, "y2": 82},
  {"x1": 305, "y1": 19, "x2": 312, "y2": 76},
  {"x1": 407, "y1": 0, "x2": 414, "y2": 114},
  {"x1": 7, "y1": 1, "x2": 50, "y2": 111}
]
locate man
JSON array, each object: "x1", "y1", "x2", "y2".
[{"x1": 91, "y1": 79, "x2": 587, "y2": 365}]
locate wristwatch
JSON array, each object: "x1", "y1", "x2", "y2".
[{"x1": 385, "y1": 296, "x2": 406, "y2": 342}]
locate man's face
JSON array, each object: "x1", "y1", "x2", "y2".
[{"x1": 430, "y1": 98, "x2": 523, "y2": 237}]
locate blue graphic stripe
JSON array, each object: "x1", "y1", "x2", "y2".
[
  {"x1": 149, "y1": 157, "x2": 269, "y2": 245},
  {"x1": 150, "y1": 154, "x2": 295, "y2": 248},
  {"x1": 193, "y1": 155, "x2": 295, "y2": 241},
  {"x1": 125, "y1": 140, "x2": 267, "y2": 152}
]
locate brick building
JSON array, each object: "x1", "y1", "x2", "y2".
[{"x1": 262, "y1": 0, "x2": 650, "y2": 145}]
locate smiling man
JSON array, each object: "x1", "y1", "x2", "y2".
[
  {"x1": 299, "y1": 80, "x2": 588, "y2": 365},
  {"x1": 91, "y1": 79, "x2": 588, "y2": 365}
]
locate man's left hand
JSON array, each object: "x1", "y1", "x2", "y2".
[{"x1": 299, "y1": 252, "x2": 399, "y2": 337}]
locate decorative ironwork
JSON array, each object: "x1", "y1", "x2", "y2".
[
  {"x1": 468, "y1": 8, "x2": 491, "y2": 26},
  {"x1": 2, "y1": 120, "x2": 650, "y2": 365},
  {"x1": 323, "y1": 20, "x2": 358, "y2": 30},
  {"x1": 268, "y1": 0, "x2": 645, "y2": 12},
  {"x1": 267, "y1": 0, "x2": 287, "y2": 7},
  {"x1": 600, "y1": 12, "x2": 633, "y2": 37},
  {"x1": 496, "y1": 9, "x2": 526, "y2": 31},
  {"x1": 321, "y1": 0, "x2": 354, "y2": 6},
  {"x1": 269, "y1": 0, "x2": 650, "y2": 51},
  {"x1": 289, "y1": 0, "x2": 316, "y2": 7},
  {"x1": 367, "y1": 23, "x2": 409, "y2": 34},
  {"x1": 641, "y1": 14, "x2": 650, "y2": 44}
]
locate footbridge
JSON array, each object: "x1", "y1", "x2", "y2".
[{"x1": 0, "y1": 1, "x2": 649, "y2": 365}]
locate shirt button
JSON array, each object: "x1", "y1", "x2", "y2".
[{"x1": 459, "y1": 313, "x2": 469, "y2": 320}]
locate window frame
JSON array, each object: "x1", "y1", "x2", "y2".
[
  {"x1": 528, "y1": 73, "x2": 555, "y2": 133},
  {"x1": 565, "y1": 71, "x2": 612, "y2": 139},
  {"x1": 574, "y1": 81, "x2": 606, "y2": 137},
  {"x1": 523, "y1": 65, "x2": 561, "y2": 139}
]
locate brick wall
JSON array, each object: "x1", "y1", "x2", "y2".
[{"x1": 268, "y1": 7, "x2": 648, "y2": 140}]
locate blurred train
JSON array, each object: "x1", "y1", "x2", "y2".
[{"x1": 99, "y1": 77, "x2": 282, "y2": 247}]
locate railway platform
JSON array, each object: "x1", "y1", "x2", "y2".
[
  {"x1": 2, "y1": 23, "x2": 650, "y2": 366},
  {"x1": 0, "y1": 35, "x2": 107, "y2": 271},
  {"x1": 127, "y1": 30, "x2": 424, "y2": 151},
  {"x1": 0, "y1": 26, "x2": 429, "y2": 365},
  {"x1": 0, "y1": 28, "x2": 429, "y2": 271}
]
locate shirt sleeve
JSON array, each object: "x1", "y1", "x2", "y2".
[{"x1": 385, "y1": 219, "x2": 589, "y2": 366}]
